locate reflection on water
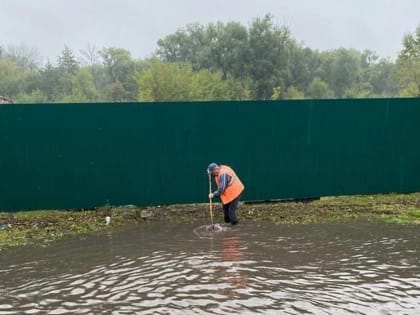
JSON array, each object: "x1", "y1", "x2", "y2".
[
  {"x1": 220, "y1": 237, "x2": 247, "y2": 295},
  {"x1": 0, "y1": 222, "x2": 419, "y2": 314}
]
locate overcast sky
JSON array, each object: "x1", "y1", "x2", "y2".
[{"x1": 1, "y1": 0, "x2": 419, "y2": 63}]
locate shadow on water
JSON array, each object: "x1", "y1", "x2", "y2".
[{"x1": 0, "y1": 221, "x2": 419, "y2": 314}]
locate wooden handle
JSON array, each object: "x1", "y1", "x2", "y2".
[{"x1": 208, "y1": 173, "x2": 214, "y2": 226}]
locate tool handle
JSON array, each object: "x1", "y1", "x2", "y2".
[{"x1": 208, "y1": 173, "x2": 214, "y2": 226}]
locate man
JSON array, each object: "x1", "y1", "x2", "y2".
[{"x1": 207, "y1": 163, "x2": 245, "y2": 225}]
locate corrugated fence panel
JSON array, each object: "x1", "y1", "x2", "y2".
[{"x1": 0, "y1": 98, "x2": 419, "y2": 211}]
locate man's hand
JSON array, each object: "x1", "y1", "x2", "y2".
[{"x1": 208, "y1": 193, "x2": 214, "y2": 199}]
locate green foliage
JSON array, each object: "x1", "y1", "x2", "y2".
[
  {"x1": 0, "y1": 58, "x2": 41, "y2": 97},
  {"x1": 317, "y1": 49, "x2": 362, "y2": 97},
  {"x1": 0, "y1": 19, "x2": 418, "y2": 103},
  {"x1": 306, "y1": 77, "x2": 333, "y2": 99},
  {"x1": 189, "y1": 69, "x2": 229, "y2": 100},
  {"x1": 394, "y1": 26, "x2": 420, "y2": 97},
  {"x1": 58, "y1": 46, "x2": 79, "y2": 75},
  {"x1": 363, "y1": 58, "x2": 398, "y2": 96},
  {"x1": 284, "y1": 86, "x2": 305, "y2": 99},
  {"x1": 0, "y1": 58, "x2": 22, "y2": 96},
  {"x1": 4, "y1": 44, "x2": 41, "y2": 71},
  {"x1": 137, "y1": 61, "x2": 247, "y2": 101},
  {"x1": 344, "y1": 88, "x2": 372, "y2": 99},
  {"x1": 156, "y1": 15, "x2": 405, "y2": 100},
  {"x1": 72, "y1": 68, "x2": 101, "y2": 101},
  {"x1": 271, "y1": 86, "x2": 282, "y2": 100},
  {"x1": 157, "y1": 15, "x2": 293, "y2": 100},
  {"x1": 247, "y1": 15, "x2": 293, "y2": 99},
  {"x1": 14, "y1": 89, "x2": 47, "y2": 103},
  {"x1": 100, "y1": 47, "x2": 138, "y2": 100},
  {"x1": 137, "y1": 61, "x2": 192, "y2": 101}
]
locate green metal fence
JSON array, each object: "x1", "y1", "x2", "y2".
[{"x1": 0, "y1": 98, "x2": 419, "y2": 211}]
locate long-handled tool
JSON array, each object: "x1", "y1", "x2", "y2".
[{"x1": 208, "y1": 172, "x2": 215, "y2": 230}]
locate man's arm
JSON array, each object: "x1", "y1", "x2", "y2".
[{"x1": 213, "y1": 173, "x2": 231, "y2": 197}]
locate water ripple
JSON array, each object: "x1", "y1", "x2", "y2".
[{"x1": 0, "y1": 222, "x2": 419, "y2": 314}]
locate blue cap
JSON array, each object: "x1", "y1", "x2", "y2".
[{"x1": 207, "y1": 162, "x2": 218, "y2": 174}]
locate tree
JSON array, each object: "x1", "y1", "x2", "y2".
[
  {"x1": 0, "y1": 58, "x2": 21, "y2": 96},
  {"x1": 157, "y1": 15, "x2": 295, "y2": 100},
  {"x1": 317, "y1": 49, "x2": 362, "y2": 98},
  {"x1": 80, "y1": 43, "x2": 101, "y2": 92},
  {"x1": 72, "y1": 68, "x2": 100, "y2": 102},
  {"x1": 246, "y1": 15, "x2": 292, "y2": 99},
  {"x1": 288, "y1": 45, "x2": 321, "y2": 92},
  {"x1": 363, "y1": 59, "x2": 398, "y2": 96},
  {"x1": 156, "y1": 23, "x2": 214, "y2": 71},
  {"x1": 205, "y1": 21, "x2": 249, "y2": 79},
  {"x1": 157, "y1": 21, "x2": 249, "y2": 79},
  {"x1": 106, "y1": 80, "x2": 128, "y2": 102},
  {"x1": 14, "y1": 89, "x2": 47, "y2": 103},
  {"x1": 284, "y1": 86, "x2": 305, "y2": 99},
  {"x1": 100, "y1": 47, "x2": 138, "y2": 100},
  {"x1": 39, "y1": 62, "x2": 71, "y2": 101},
  {"x1": 1, "y1": 17, "x2": 414, "y2": 103},
  {"x1": 306, "y1": 77, "x2": 334, "y2": 99},
  {"x1": 58, "y1": 46, "x2": 79, "y2": 75},
  {"x1": 394, "y1": 25, "x2": 420, "y2": 96},
  {"x1": 137, "y1": 61, "x2": 247, "y2": 101},
  {"x1": 5, "y1": 44, "x2": 42, "y2": 71},
  {"x1": 137, "y1": 61, "x2": 193, "y2": 101}
]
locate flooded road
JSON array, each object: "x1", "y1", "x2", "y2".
[{"x1": 0, "y1": 221, "x2": 419, "y2": 314}]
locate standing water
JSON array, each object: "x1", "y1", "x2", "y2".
[{"x1": 0, "y1": 221, "x2": 419, "y2": 314}]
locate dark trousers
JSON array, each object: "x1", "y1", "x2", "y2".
[{"x1": 223, "y1": 195, "x2": 241, "y2": 225}]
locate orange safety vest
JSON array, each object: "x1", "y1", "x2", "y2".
[{"x1": 214, "y1": 165, "x2": 245, "y2": 205}]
